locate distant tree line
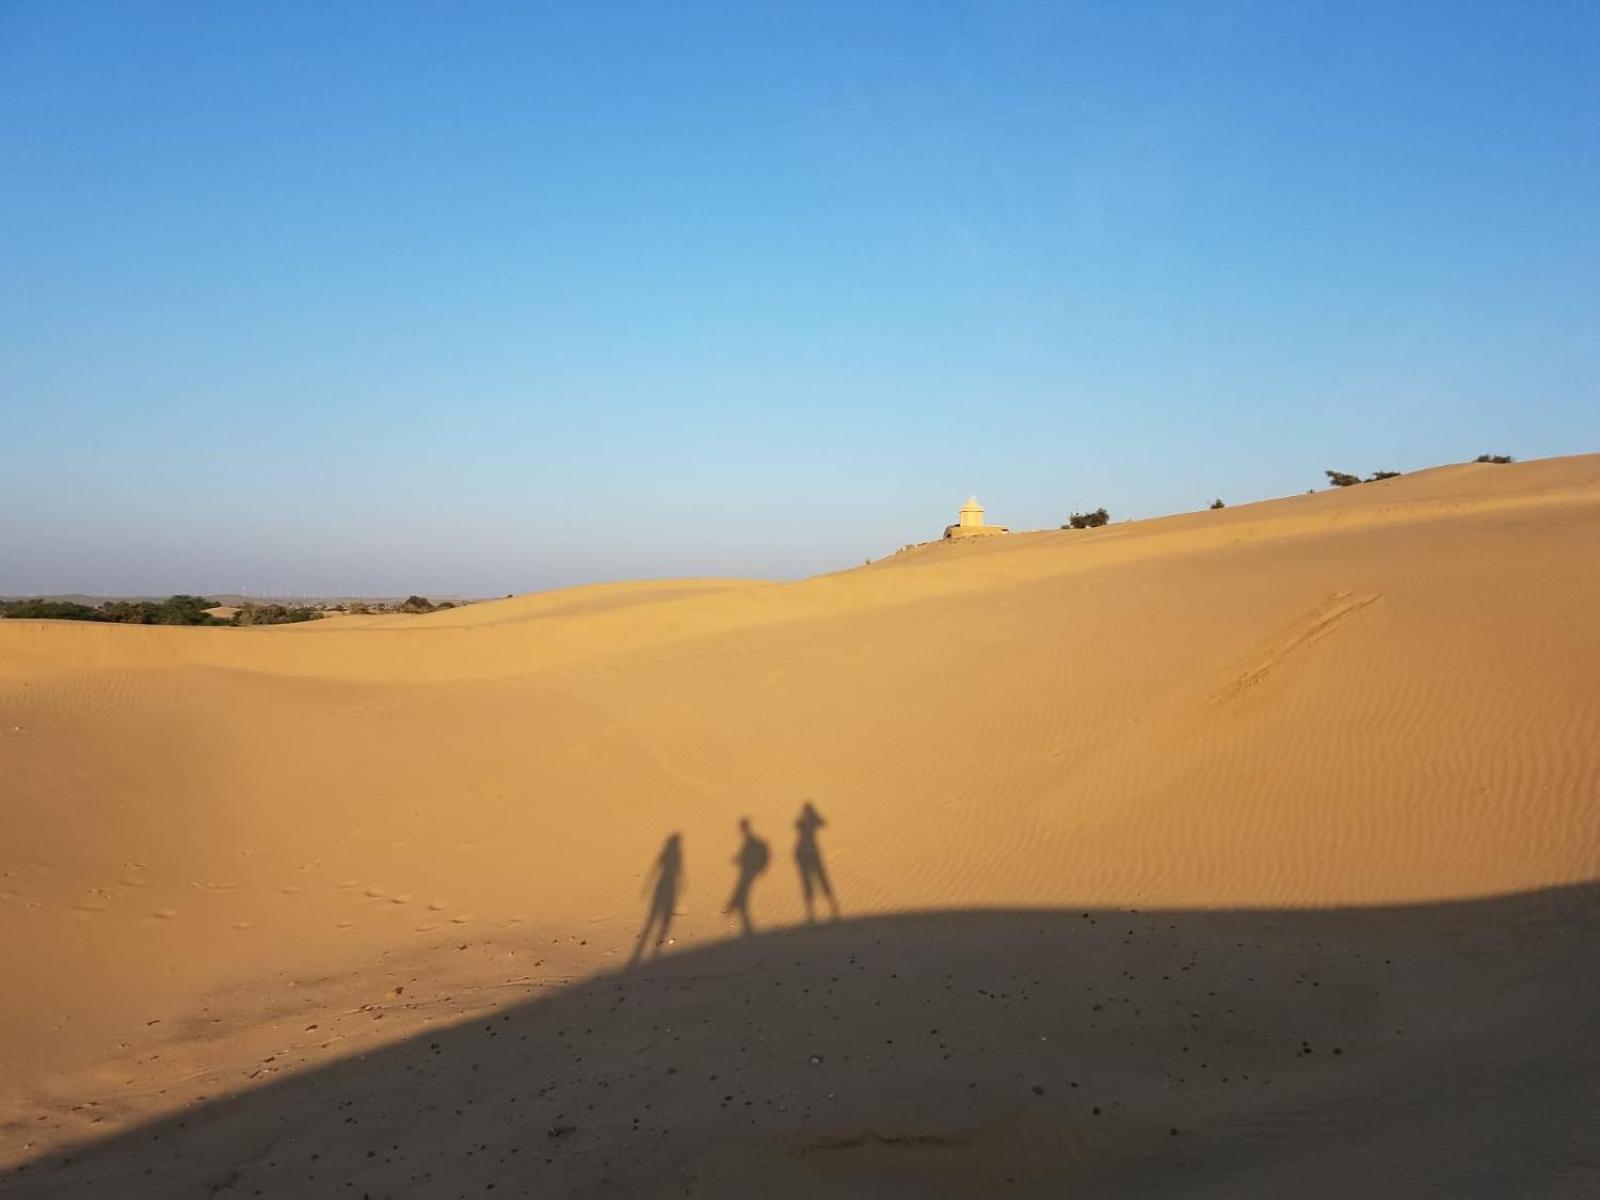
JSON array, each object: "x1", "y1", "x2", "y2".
[
  {"x1": 0, "y1": 594, "x2": 224, "y2": 624},
  {"x1": 336, "y1": 595, "x2": 455, "y2": 615},
  {"x1": 1475, "y1": 453, "x2": 1514, "y2": 464},
  {"x1": 232, "y1": 603, "x2": 324, "y2": 625},
  {"x1": 0, "y1": 595, "x2": 323, "y2": 626}
]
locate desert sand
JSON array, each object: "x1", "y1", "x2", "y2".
[{"x1": 2, "y1": 456, "x2": 1598, "y2": 1197}]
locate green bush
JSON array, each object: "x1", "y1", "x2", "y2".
[
  {"x1": 1209, "y1": 498, "x2": 1225, "y2": 510},
  {"x1": 1367, "y1": 470, "x2": 1401, "y2": 481},
  {"x1": 1063, "y1": 507, "x2": 1111, "y2": 530},
  {"x1": 1474, "y1": 453, "x2": 1514, "y2": 464}
]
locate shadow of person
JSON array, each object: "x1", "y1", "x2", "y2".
[
  {"x1": 629, "y1": 832, "x2": 684, "y2": 967},
  {"x1": 795, "y1": 801, "x2": 839, "y2": 923},
  {"x1": 723, "y1": 818, "x2": 770, "y2": 936}
]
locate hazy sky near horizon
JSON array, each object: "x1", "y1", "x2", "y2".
[{"x1": 3, "y1": 2, "x2": 1597, "y2": 596}]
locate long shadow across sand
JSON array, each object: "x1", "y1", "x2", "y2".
[{"x1": 8, "y1": 883, "x2": 1599, "y2": 1198}]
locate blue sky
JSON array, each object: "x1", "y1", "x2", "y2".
[{"x1": 3, "y1": 1, "x2": 1597, "y2": 596}]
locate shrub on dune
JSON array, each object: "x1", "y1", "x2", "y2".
[{"x1": 1063, "y1": 507, "x2": 1111, "y2": 529}]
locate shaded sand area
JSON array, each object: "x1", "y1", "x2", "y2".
[{"x1": 2, "y1": 456, "x2": 1598, "y2": 1195}]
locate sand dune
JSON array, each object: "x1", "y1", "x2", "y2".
[{"x1": 3, "y1": 455, "x2": 1598, "y2": 1195}]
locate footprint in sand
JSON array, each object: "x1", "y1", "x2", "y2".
[
  {"x1": 388, "y1": 894, "x2": 413, "y2": 905},
  {"x1": 336, "y1": 920, "x2": 355, "y2": 930},
  {"x1": 427, "y1": 901, "x2": 448, "y2": 911},
  {"x1": 450, "y1": 914, "x2": 473, "y2": 924},
  {"x1": 364, "y1": 886, "x2": 386, "y2": 898},
  {"x1": 414, "y1": 922, "x2": 440, "y2": 932},
  {"x1": 152, "y1": 909, "x2": 178, "y2": 920}
]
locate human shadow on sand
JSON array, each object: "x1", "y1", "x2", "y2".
[
  {"x1": 628, "y1": 832, "x2": 684, "y2": 966},
  {"x1": 723, "y1": 818, "x2": 771, "y2": 936},
  {"x1": 9, "y1": 884, "x2": 1600, "y2": 1198},
  {"x1": 794, "y1": 801, "x2": 839, "y2": 923}
]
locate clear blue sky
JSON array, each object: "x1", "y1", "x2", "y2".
[{"x1": 3, "y1": 2, "x2": 1596, "y2": 597}]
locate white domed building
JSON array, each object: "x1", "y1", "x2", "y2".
[{"x1": 943, "y1": 496, "x2": 1009, "y2": 540}]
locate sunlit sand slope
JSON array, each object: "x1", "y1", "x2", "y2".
[{"x1": 2, "y1": 454, "x2": 1598, "y2": 1192}]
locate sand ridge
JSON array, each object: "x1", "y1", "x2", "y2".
[{"x1": 4, "y1": 456, "x2": 1598, "y2": 686}]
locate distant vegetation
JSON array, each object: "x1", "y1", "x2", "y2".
[
  {"x1": 0, "y1": 594, "x2": 225, "y2": 625},
  {"x1": 0, "y1": 599, "x2": 112, "y2": 622},
  {"x1": 335, "y1": 595, "x2": 456, "y2": 615},
  {"x1": 1063, "y1": 507, "x2": 1111, "y2": 529},
  {"x1": 0, "y1": 594, "x2": 326, "y2": 626},
  {"x1": 1328, "y1": 457, "x2": 1512, "y2": 488},
  {"x1": 1210, "y1": 498, "x2": 1225, "y2": 510},
  {"x1": 232, "y1": 603, "x2": 324, "y2": 626},
  {"x1": 1326, "y1": 469, "x2": 1404, "y2": 488}
]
